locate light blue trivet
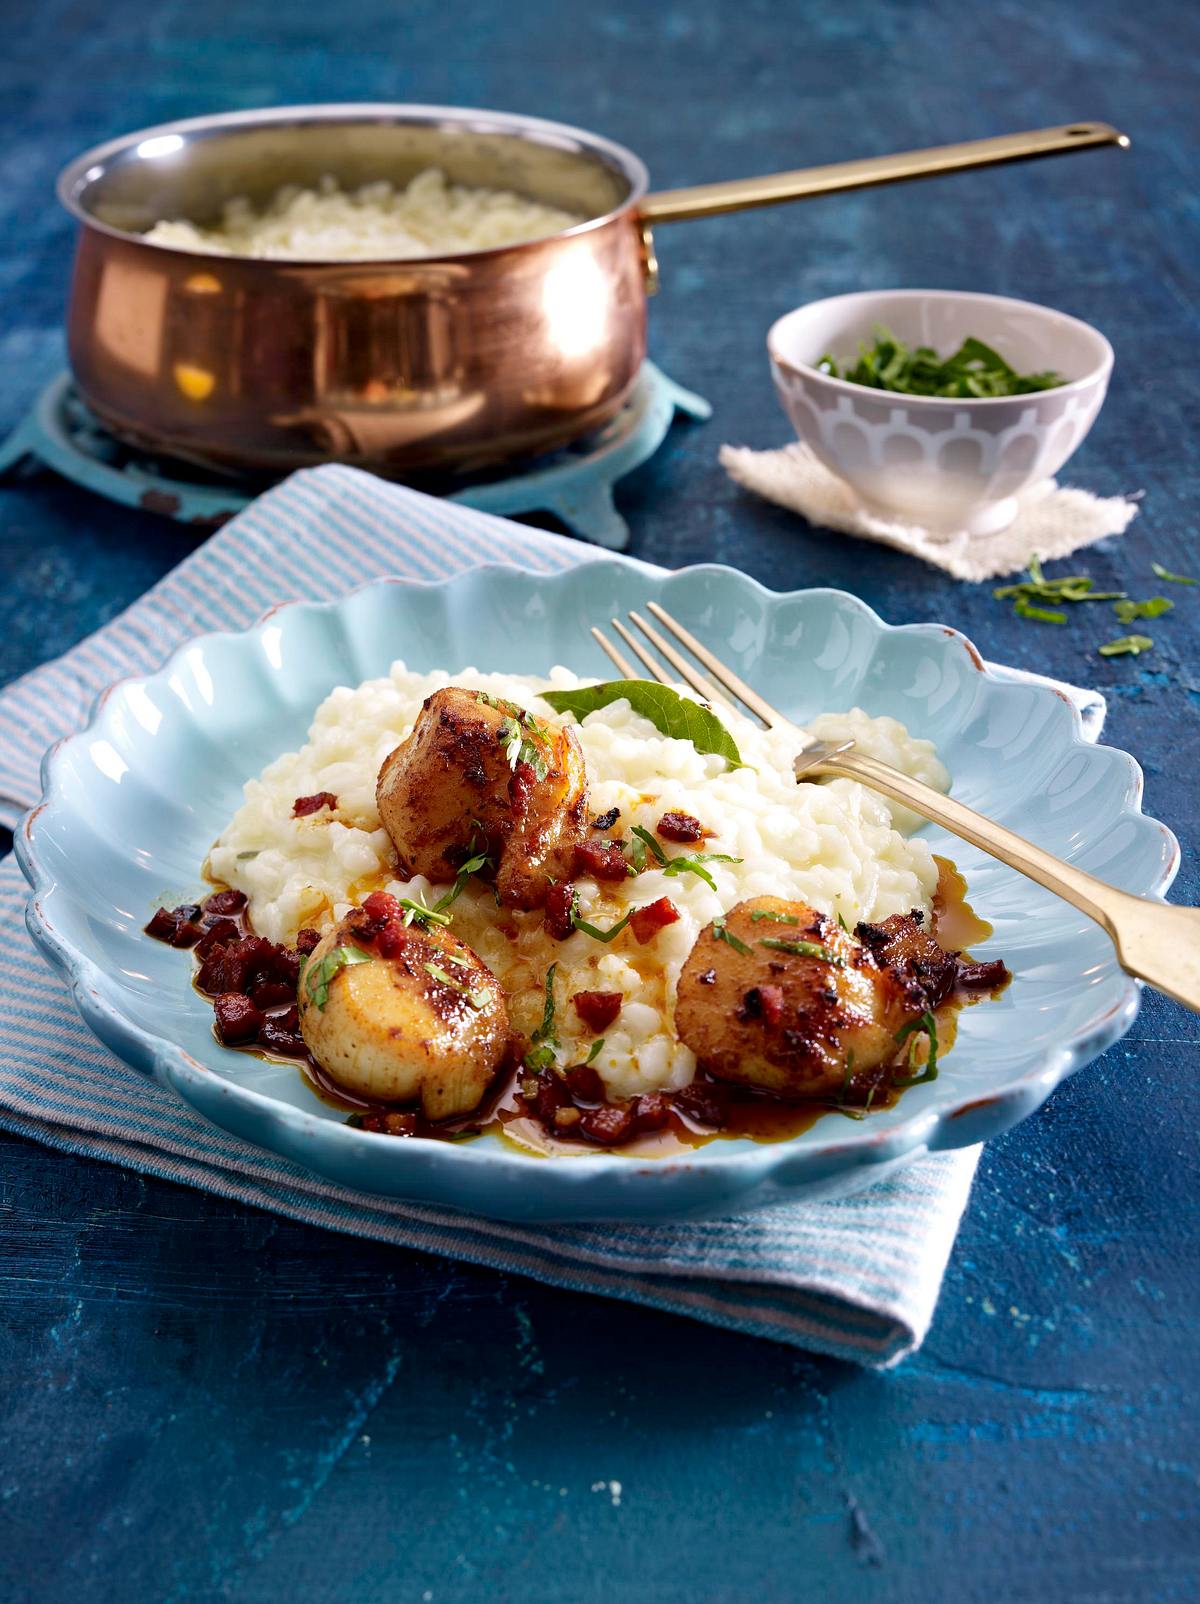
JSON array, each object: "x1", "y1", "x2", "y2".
[{"x1": 0, "y1": 364, "x2": 711, "y2": 551}]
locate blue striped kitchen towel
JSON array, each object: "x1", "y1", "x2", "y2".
[{"x1": 0, "y1": 464, "x2": 1105, "y2": 1367}]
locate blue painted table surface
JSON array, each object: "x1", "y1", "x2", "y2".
[{"x1": 2, "y1": 1, "x2": 1198, "y2": 1599}]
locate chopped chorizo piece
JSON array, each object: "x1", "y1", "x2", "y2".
[
  {"x1": 361, "y1": 890, "x2": 401, "y2": 926},
  {"x1": 213, "y1": 992, "x2": 263, "y2": 1045},
  {"x1": 523, "y1": 1069, "x2": 572, "y2": 1127},
  {"x1": 144, "y1": 906, "x2": 180, "y2": 942},
  {"x1": 571, "y1": 990, "x2": 623, "y2": 1032},
  {"x1": 657, "y1": 811, "x2": 705, "y2": 843},
  {"x1": 295, "y1": 928, "x2": 322, "y2": 956},
  {"x1": 565, "y1": 1062, "x2": 605, "y2": 1102},
  {"x1": 374, "y1": 921, "x2": 410, "y2": 959},
  {"x1": 357, "y1": 1110, "x2": 420, "y2": 1137},
  {"x1": 572, "y1": 839, "x2": 632, "y2": 882},
  {"x1": 579, "y1": 1104, "x2": 636, "y2": 1146},
  {"x1": 250, "y1": 979, "x2": 296, "y2": 1010},
  {"x1": 629, "y1": 897, "x2": 680, "y2": 944},
  {"x1": 543, "y1": 880, "x2": 576, "y2": 942},
  {"x1": 196, "y1": 947, "x2": 232, "y2": 996},
  {"x1": 671, "y1": 1081, "x2": 729, "y2": 1129},
  {"x1": 194, "y1": 919, "x2": 241, "y2": 959},
  {"x1": 631, "y1": 1092, "x2": 671, "y2": 1133},
  {"x1": 955, "y1": 958, "x2": 1010, "y2": 992},
  {"x1": 293, "y1": 791, "x2": 338, "y2": 817},
  {"x1": 143, "y1": 903, "x2": 204, "y2": 946},
  {"x1": 592, "y1": 807, "x2": 621, "y2": 832},
  {"x1": 258, "y1": 1009, "x2": 306, "y2": 1057},
  {"x1": 167, "y1": 914, "x2": 205, "y2": 949},
  {"x1": 203, "y1": 888, "x2": 247, "y2": 917}
]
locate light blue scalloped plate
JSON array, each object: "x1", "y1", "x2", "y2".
[{"x1": 16, "y1": 564, "x2": 1179, "y2": 1222}]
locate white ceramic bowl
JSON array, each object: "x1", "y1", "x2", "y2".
[{"x1": 768, "y1": 289, "x2": 1113, "y2": 536}]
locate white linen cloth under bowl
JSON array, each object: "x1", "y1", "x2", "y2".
[
  {"x1": 0, "y1": 467, "x2": 1105, "y2": 1368},
  {"x1": 720, "y1": 439, "x2": 1140, "y2": 582}
]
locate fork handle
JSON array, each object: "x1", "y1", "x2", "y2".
[{"x1": 812, "y1": 750, "x2": 1200, "y2": 1013}]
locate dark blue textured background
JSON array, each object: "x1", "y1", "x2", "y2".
[{"x1": 2, "y1": 1, "x2": 1198, "y2": 1599}]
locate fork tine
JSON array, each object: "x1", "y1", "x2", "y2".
[
  {"x1": 610, "y1": 618, "x2": 673, "y2": 685},
  {"x1": 644, "y1": 600, "x2": 783, "y2": 728},
  {"x1": 591, "y1": 625, "x2": 639, "y2": 680},
  {"x1": 626, "y1": 611, "x2": 740, "y2": 713}
]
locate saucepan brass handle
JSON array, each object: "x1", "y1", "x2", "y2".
[{"x1": 639, "y1": 121, "x2": 1129, "y2": 225}]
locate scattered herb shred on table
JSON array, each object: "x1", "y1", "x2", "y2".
[
  {"x1": 993, "y1": 557, "x2": 1197, "y2": 659},
  {"x1": 818, "y1": 327, "x2": 1064, "y2": 397}
]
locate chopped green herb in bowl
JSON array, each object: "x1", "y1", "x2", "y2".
[{"x1": 818, "y1": 326, "x2": 1064, "y2": 398}]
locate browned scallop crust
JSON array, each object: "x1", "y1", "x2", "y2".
[
  {"x1": 298, "y1": 912, "x2": 512, "y2": 1118},
  {"x1": 675, "y1": 897, "x2": 936, "y2": 1101},
  {"x1": 376, "y1": 686, "x2": 587, "y2": 911}
]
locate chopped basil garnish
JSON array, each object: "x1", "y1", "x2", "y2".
[
  {"x1": 1151, "y1": 562, "x2": 1196, "y2": 586},
  {"x1": 994, "y1": 556, "x2": 1126, "y2": 619},
  {"x1": 481, "y1": 693, "x2": 550, "y2": 779},
  {"x1": 433, "y1": 848, "x2": 491, "y2": 913},
  {"x1": 586, "y1": 1038, "x2": 605, "y2": 1064},
  {"x1": 837, "y1": 912, "x2": 850, "y2": 932},
  {"x1": 305, "y1": 944, "x2": 373, "y2": 1010},
  {"x1": 819, "y1": 328, "x2": 1064, "y2": 398},
  {"x1": 712, "y1": 919, "x2": 751, "y2": 956},
  {"x1": 1098, "y1": 634, "x2": 1154, "y2": 658},
  {"x1": 1014, "y1": 597, "x2": 1066, "y2": 625},
  {"x1": 892, "y1": 1011, "x2": 940, "y2": 1086},
  {"x1": 534, "y1": 964, "x2": 557, "y2": 1042},
  {"x1": 543, "y1": 680, "x2": 746, "y2": 770},
  {"x1": 570, "y1": 904, "x2": 635, "y2": 943},
  {"x1": 630, "y1": 825, "x2": 667, "y2": 871},
  {"x1": 759, "y1": 937, "x2": 845, "y2": 967},
  {"x1": 497, "y1": 723, "x2": 548, "y2": 780},
  {"x1": 423, "y1": 961, "x2": 490, "y2": 1010},
  {"x1": 522, "y1": 964, "x2": 560, "y2": 1071},
  {"x1": 661, "y1": 851, "x2": 741, "y2": 891},
  {"x1": 396, "y1": 895, "x2": 452, "y2": 929},
  {"x1": 1113, "y1": 596, "x2": 1172, "y2": 623},
  {"x1": 749, "y1": 909, "x2": 800, "y2": 925}
]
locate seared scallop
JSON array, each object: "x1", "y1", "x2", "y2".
[
  {"x1": 376, "y1": 686, "x2": 588, "y2": 911},
  {"x1": 298, "y1": 902, "x2": 511, "y2": 1119},
  {"x1": 675, "y1": 896, "x2": 946, "y2": 1100}
]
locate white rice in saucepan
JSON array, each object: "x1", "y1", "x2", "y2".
[
  {"x1": 208, "y1": 666, "x2": 949, "y2": 1101},
  {"x1": 144, "y1": 170, "x2": 584, "y2": 260}
]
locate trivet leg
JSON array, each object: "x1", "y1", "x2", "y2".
[
  {"x1": 546, "y1": 484, "x2": 630, "y2": 551},
  {"x1": 663, "y1": 374, "x2": 714, "y2": 423},
  {"x1": 0, "y1": 418, "x2": 39, "y2": 479}
]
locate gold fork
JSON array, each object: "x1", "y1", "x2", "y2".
[{"x1": 592, "y1": 601, "x2": 1200, "y2": 1014}]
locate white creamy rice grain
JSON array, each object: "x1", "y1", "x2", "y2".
[{"x1": 145, "y1": 169, "x2": 583, "y2": 261}]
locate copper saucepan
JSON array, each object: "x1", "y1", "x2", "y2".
[{"x1": 57, "y1": 105, "x2": 1128, "y2": 479}]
